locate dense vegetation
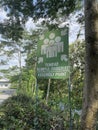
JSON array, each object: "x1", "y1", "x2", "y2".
[
  {"x1": 0, "y1": 39, "x2": 85, "y2": 129},
  {"x1": 0, "y1": 94, "x2": 65, "y2": 130}
]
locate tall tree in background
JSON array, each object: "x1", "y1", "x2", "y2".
[{"x1": 81, "y1": 0, "x2": 98, "y2": 130}]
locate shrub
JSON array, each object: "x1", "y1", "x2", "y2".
[{"x1": 0, "y1": 94, "x2": 65, "y2": 130}]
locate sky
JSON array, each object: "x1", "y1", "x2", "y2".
[{"x1": 0, "y1": 8, "x2": 7, "y2": 22}]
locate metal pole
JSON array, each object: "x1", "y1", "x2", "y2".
[
  {"x1": 35, "y1": 63, "x2": 38, "y2": 101},
  {"x1": 35, "y1": 63, "x2": 39, "y2": 130},
  {"x1": 35, "y1": 77, "x2": 38, "y2": 102},
  {"x1": 68, "y1": 76, "x2": 73, "y2": 130}
]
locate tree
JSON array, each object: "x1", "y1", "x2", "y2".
[
  {"x1": 0, "y1": 39, "x2": 25, "y2": 79},
  {"x1": 81, "y1": 1, "x2": 98, "y2": 130},
  {"x1": 0, "y1": 0, "x2": 82, "y2": 41}
]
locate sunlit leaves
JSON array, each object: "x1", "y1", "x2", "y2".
[
  {"x1": 0, "y1": 0, "x2": 83, "y2": 40},
  {"x1": 70, "y1": 40, "x2": 85, "y2": 109}
]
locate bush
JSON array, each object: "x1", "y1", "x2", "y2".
[{"x1": 0, "y1": 94, "x2": 65, "y2": 130}]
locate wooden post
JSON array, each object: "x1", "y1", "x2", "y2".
[{"x1": 46, "y1": 79, "x2": 51, "y2": 104}]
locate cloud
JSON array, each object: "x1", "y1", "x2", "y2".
[
  {"x1": 25, "y1": 18, "x2": 36, "y2": 31},
  {"x1": 0, "y1": 8, "x2": 7, "y2": 22}
]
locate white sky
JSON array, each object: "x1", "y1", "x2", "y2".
[{"x1": 0, "y1": 8, "x2": 7, "y2": 22}]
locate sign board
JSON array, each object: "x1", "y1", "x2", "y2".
[{"x1": 37, "y1": 27, "x2": 70, "y2": 79}]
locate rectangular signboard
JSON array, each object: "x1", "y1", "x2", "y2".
[{"x1": 37, "y1": 27, "x2": 70, "y2": 79}]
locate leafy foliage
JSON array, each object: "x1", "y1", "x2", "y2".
[
  {"x1": 0, "y1": 0, "x2": 83, "y2": 40},
  {"x1": 0, "y1": 94, "x2": 65, "y2": 130},
  {"x1": 70, "y1": 40, "x2": 85, "y2": 108},
  {"x1": 69, "y1": 40, "x2": 85, "y2": 128},
  {"x1": 0, "y1": 38, "x2": 85, "y2": 130}
]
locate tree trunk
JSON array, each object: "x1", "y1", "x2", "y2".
[{"x1": 81, "y1": 0, "x2": 98, "y2": 130}]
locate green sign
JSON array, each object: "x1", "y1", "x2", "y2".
[{"x1": 37, "y1": 27, "x2": 70, "y2": 79}]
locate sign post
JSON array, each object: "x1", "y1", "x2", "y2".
[
  {"x1": 36, "y1": 27, "x2": 72, "y2": 129},
  {"x1": 37, "y1": 27, "x2": 70, "y2": 79}
]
